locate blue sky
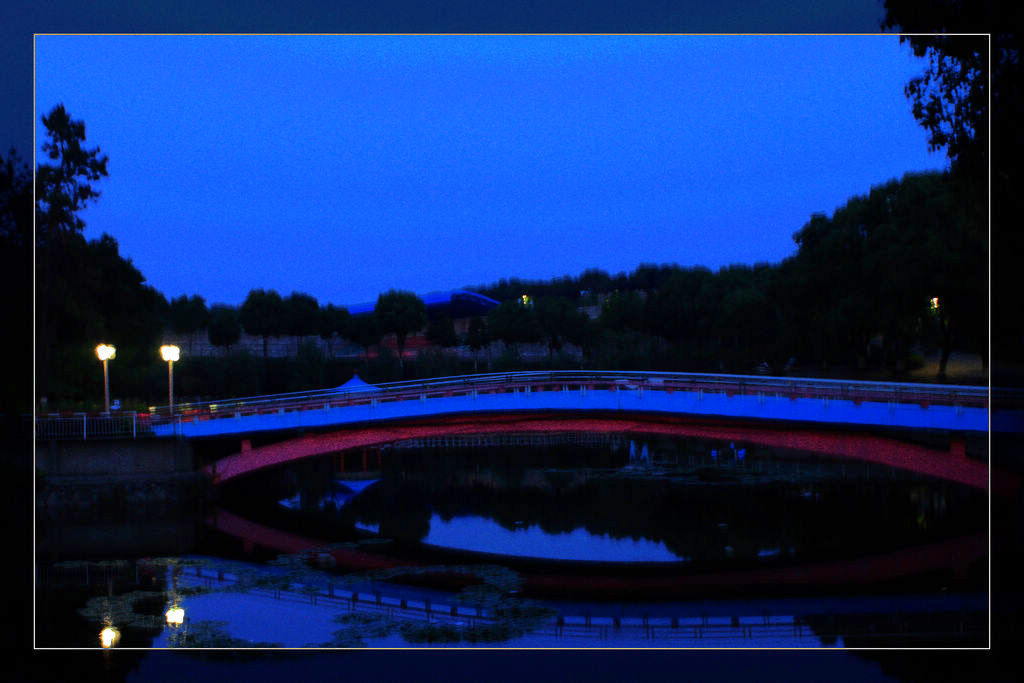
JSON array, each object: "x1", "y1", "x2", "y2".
[{"x1": 34, "y1": 34, "x2": 943, "y2": 307}]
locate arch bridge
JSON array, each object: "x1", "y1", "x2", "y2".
[{"x1": 129, "y1": 371, "x2": 1005, "y2": 488}]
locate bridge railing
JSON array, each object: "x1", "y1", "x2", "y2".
[
  {"x1": 144, "y1": 370, "x2": 994, "y2": 425},
  {"x1": 34, "y1": 412, "x2": 154, "y2": 440}
]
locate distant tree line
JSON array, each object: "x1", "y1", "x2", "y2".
[{"x1": 461, "y1": 171, "x2": 983, "y2": 377}]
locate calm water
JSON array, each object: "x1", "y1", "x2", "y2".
[{"x1": 36, "y1": 432, "x2": 988, "y2": 649}]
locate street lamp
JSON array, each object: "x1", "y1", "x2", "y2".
[
  {"x1": 95, "y1": 344, "x2": 115, "y2": 413},
  {"x1": 160, "y1": 345, "x2": 180, "y2": 415}
]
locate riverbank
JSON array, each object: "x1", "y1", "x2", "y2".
[{"x1": 36, "y1": 470, "x2": 211, "y2": 522}]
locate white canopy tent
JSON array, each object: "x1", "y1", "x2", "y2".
[{"x1": 334, "y1": 373, "x2": 381, "y2": 393}]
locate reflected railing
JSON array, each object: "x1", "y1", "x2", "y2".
[{"x1": 167, "y1": 563, "x2": 985, "y2": 646}]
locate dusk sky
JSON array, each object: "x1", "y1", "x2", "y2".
[{"x1": 34, "y1": 34, "x2": 943, "y2": 308}]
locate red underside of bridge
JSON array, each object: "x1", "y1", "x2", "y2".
[
  {"x1": 206, "y1": 411, "x2": 999, "y2": 492},
  {"x1": 209, "y1": 507, "x2": 986, "y2": 599}
]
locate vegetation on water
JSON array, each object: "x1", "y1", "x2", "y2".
[{"x1": 57, "y1": 552, "x2": 552, "y2": 648}]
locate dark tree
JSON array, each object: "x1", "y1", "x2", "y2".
[
  {"x1": 318, "y1": 303, "x2": 351, "y2": 357},
  {"x1": 375, "y1": 289, "x2": 427, "y2": 371},
  {"x1": 347, "y1": 314, "x2": 381, "y2": 365},
  {"x1": 487, "y1": 300, "x2": 542, "y2": 355},
  {"x1": 464, "y1": 316, "x2": 490, "y2": 371},
  {"x1": 35, "y1": 105, "x2": 109, "y2": 401},
  {"x1": 426, "y1": 314, "x2": 458, "y2": 349},
  {"x1": 883, "y1": 2, "x2": 1013, "y2": 372},
  {"x1": 168, "y1": 294, "x2": 209, "y2": 354},
  {"x1": 36, "y1": 104, "x2": 109, "y2": 240},
  {"x1": 284, "y1": 291, "x2": 320, "y2": 349},
  {"x1": 535, "y1": 297, "x2": 586, "y2": 364},
  {"x1": 208, "y1": 304, "x2": 242, "y2": 351},
  {"x1": 240, "y1": 288, "x2": 285, "y2": 357},
  {"x1": 644, "y1": 268, "x2": 712, "y2": 344},
  {"x1": 599, "y1": 290, "x2": 645, "y2": 333}
]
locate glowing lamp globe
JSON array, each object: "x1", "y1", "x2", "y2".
[
  {"x1": 165, "y1": 606, "x2": 185, "y2": 626},
  {"x1": 95, "y1": 344, "x2": 116, "y2": 361},
  {"x1": 160, "y1": 345, "x2": 180, "y2": 362}
]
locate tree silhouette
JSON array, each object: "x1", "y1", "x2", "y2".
[
  {"x1": 36, "y1": 104, "x2": 110, "y2": 401},
  {"x1": 465, "y1": 316, "x2": 490, "y2": 371},
  {"x1": 168, "y1": 294, "x2": 209, "y2": 354},
  {"x1": 208, "y1": 305, "x2": 241, "y2": 352},
  {"x1": 318, "y1": 303, "x2": 351, "y2": 357},
  {"x1": 283, "y1": 291, "x2": 320, "y2": 350},
  {"x1": 375, "y1": 290, "x2": 426, "y2": 372},
  {"x1": 36, "y1": 104, "x2": 109, "y2": 241},
  {"x1": 426, "y1": 314, "x2": 458, "y2": 349},
  {"x1": 487, "y1": 300, "x2": 542, "y2": 356},
  {"x1": 240, "y1": 289, "x2": 285, "y2": 357},
  {"x1": 347, "y1": 313, "x2": 381, "y2": 365}
]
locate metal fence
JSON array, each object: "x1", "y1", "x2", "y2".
[
  {"x1": 35, "y1": 412, "x2": 153, "y2": 441},
  {"x1": 146, "y1": 370, "x2": 994, "y2": 423}
]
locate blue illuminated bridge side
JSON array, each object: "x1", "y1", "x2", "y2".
[{"x1": 145, "y1": 371, "x2": 1000, "y2": 440}]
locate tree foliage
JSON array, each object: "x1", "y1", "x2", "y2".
[
  {"x1": 375, "y1": 289, "x2": 427, "y2": 370},
  {"x1": 487, "y1": 300, "x2": 542, "y2": 354},
  {"x1": 283, "y1": 291, "x2": 320, "y2": 341},
  {"x1": 882, "y1": 1, "x2": 1014, "y2": 369},
  {"x1": 464, "y1": 316, "x2": 490, "y2": 371},
  {"x1": 599, "y1": 290, "x2": 645, "y2": 333},
  {"x1": 535, "y1": 297, "x2": 588, "y2": 361},
  {"x1": 426, "y1": 314, "x2": 458, "y2": 348},
  {"x1": 318, "y1": 303, "x2": 351, "y2": 356},
  {"x1": 208, "y1": 305, "x2": 242, "y2": 350},
  {"x1": 168, "y1": 294, "x2": 209, "y2": 353},
  {"x1": 347, "y1": 313, "x2": 381, "y2": 364},
  {"x1": 240, "y1": 289, "x2": 285, "y2": 357},
  {"x1": 35, "y1": 104, "x2": 109, "y2": 240}
]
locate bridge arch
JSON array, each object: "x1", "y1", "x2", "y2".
[{"x1": 206, "y1": 411, "x2": 989, "y2": 490}]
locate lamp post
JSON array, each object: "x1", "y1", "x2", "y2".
[
  {"x1": 95, "y1": 344, "x2": 115, "y2": 413},
  {"x1": 160, "y1": 345, "x2": 180, "y2": 415}
]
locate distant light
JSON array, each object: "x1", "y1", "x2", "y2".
[
  {"x1": 95, "y1": 344, "x2": 116, "y2": 361},
  {"x1": 165, "y1": 606, "x2": 185, "y2": 626},
  {"x1": 930, "y1": 297, "x2": 940, "y2": 311},
  {"x1": 520, "y1": 294, "x2": 532, "y2": 307},
  {"x1": 160, "y1": 345, "x2": 180, "y2": 362},
  {"x1": 100, "y1": 626, "x2": 120, "y2": 648}
]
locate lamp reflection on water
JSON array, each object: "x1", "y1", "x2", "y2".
[{"x1": 99, "y1": 625, "x2": 120, "y2": 648}]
